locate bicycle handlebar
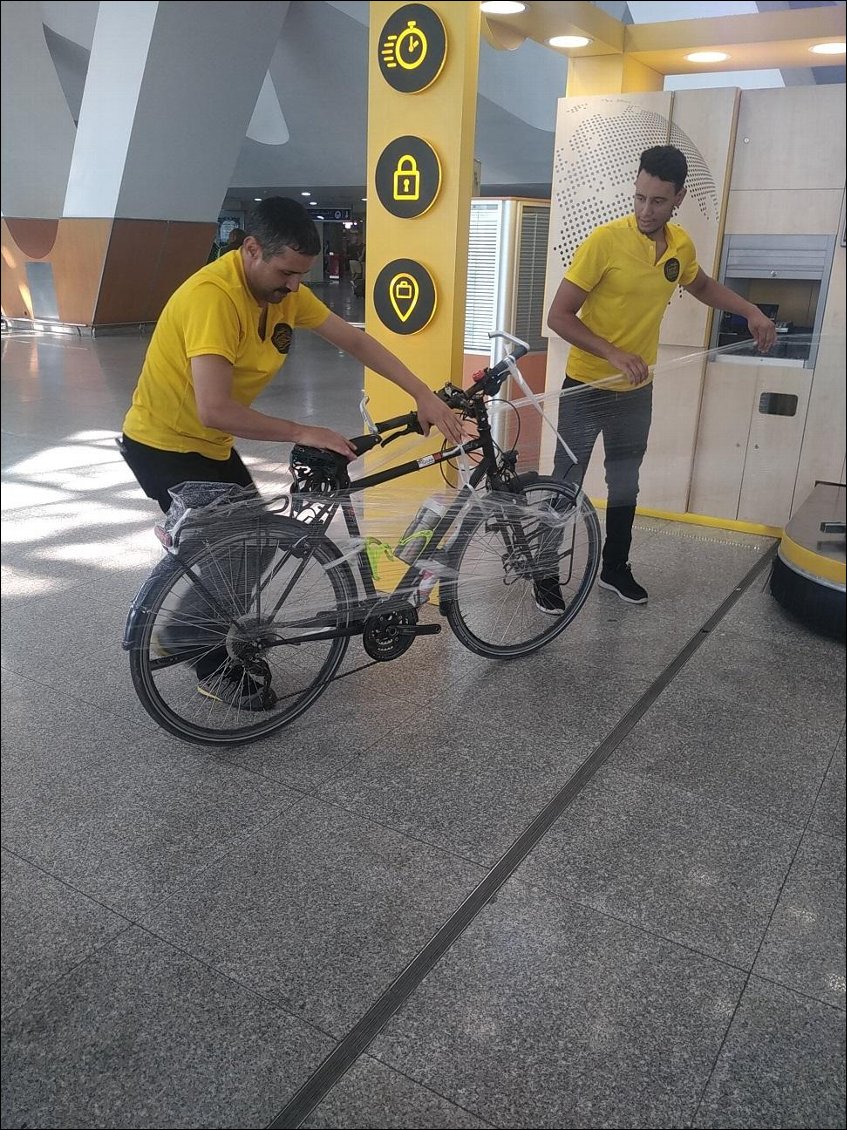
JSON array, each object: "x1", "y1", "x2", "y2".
[
  {"x1": 471, "y1": 343, "x2": 529, "y2": 395},
  {"x1": 347, "y1": 410, "x2": 423, "y2": 457},
  {"x1": 315, "y1": 341, "x2": 531, "y2": 463}
]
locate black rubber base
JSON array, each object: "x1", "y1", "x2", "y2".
[{"x1": 769, "y1": 556, "x2": 845, "y2": 643}]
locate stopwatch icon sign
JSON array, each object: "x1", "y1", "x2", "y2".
[{"x1": 381, "y1": 20, "x2": 428, "y2": 71}]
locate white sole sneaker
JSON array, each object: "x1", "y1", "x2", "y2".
[{"x1": 598, "y1": 578, "x2": 648, "y2": 604}]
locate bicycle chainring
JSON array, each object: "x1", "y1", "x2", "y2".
[{"x1": 362, "y1": 606, "x2": 418, "y2": 661}]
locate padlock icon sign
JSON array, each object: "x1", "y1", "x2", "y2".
[{"x1": 393, "y1": 155, "x2": 421, "y2": 201}]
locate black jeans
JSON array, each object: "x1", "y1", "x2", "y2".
[
  {"x1": 119, "y1": 434, "x2": 266, "y2": 680},
  {"x1": 552, "y1": 376, "x2": 653, "y2": 569},
  {"x1": 118, "y1": 433, "x2": 257, "y2": 513}
]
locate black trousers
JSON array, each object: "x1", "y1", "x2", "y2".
[
  {"x1": 119, "y1": 434, "x2": 266, "y2": 680},
  {"x1": 118, "y1": 433, "x2": 257, "y2": 513},
  {"x1": 552, "y1": 376, "x2": 653, "y2": 569}
]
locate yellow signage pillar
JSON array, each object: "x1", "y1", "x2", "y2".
[{"x1": 365, "y1": 2, "x2": 480, "y2": 430}]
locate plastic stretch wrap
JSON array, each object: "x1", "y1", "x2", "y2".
[{"x1": 124, "y1": 332, "x2": 838, "y2": 743}]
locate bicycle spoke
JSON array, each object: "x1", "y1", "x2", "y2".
[
  {"x1": 446, "y1": 480, "x2": 601, "y2": 658},
  {"x1": 129, "y1": 520, "x2": 355, "y2": 745}
]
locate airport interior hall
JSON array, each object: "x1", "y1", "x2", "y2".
[{"x1": 1, "y1": 3, "x2": 845, "y2": 1129}]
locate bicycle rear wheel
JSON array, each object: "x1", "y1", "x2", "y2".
[
  {"x1": 444, "y1": 477, "x2": 600, "y2": 658},
  {"x1": 127, "y1": 518, "x2": 356, "y2": 745}
]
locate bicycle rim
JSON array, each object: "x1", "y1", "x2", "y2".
[
  {"x1": 128, "y1": 521, "x2": 355, "y2": 745},
  {"x1": 445, "y1": 478, "x2": 601, "y2": 658}
]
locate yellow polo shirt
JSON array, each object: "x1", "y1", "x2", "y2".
[
  {"x1": 123, "y1": 250, "x2": 330, "y2": 459},
  {"x1": 564, "y1": 215, "x2": 699, "y2": 392}
]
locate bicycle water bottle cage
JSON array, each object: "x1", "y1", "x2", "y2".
[{"x1": 290, "y1": 445, "x2": 350, "y2": 493}]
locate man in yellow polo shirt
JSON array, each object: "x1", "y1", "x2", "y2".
[
  {"x1": 122, "y1": 196, "x2": 460, "y2": 511},
  {"x1": 540, "y1": 145, "x2": 775, "y2": 609},
  {"x1": 121, "y1": 196, "x2": 462, "y2": 710}
]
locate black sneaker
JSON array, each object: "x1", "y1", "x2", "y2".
[
  {"x1": 599, "y1": 563, "x2": 648, "y2": 604},
  {"x1": 533, "y1": 575, "x2": 567, "y2": 615},
  {"x1": 197, "y1": 663, "x2": 277, "y2": 711}
]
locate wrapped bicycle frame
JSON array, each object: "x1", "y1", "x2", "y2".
[{"x1": 123, "y1": 331, "x2": 602, "y2": 747}]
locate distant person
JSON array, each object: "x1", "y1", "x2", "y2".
[
  {"x1": 539, "y1": 145, "x2": 776, "y2": 611},
  {"x1": 221, "y1": 227, "x2": 246, "y2": 254},
  {"x1": 348, "y1": 240, "x2": 363, "y2": 283}
]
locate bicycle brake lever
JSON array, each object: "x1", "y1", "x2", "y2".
[{"x1": 359, "y1": 391, "x2": 378, "y2": 436}]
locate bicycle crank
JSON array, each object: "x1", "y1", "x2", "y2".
[{"x1": 362, "y1": 606, "x2": 441, "y2": 661}]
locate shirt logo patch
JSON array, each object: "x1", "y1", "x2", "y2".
[
  {"x1": 664, "y1": 258, "x2": 680, "y2": 282},
  {"x1": 271, "y1": 323, "x2": 293, "y2": 354}
]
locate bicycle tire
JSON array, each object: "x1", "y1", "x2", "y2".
[
  {"x1": 444, "y1": 477, "x2": 601, "y2": 658},
  {"x1": 127, "y1": 517, "x2": 356, "y2": 746}
]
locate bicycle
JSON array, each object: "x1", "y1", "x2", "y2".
[{"x1": 123, "y1": 333, "x2": 602, "y2": 746}]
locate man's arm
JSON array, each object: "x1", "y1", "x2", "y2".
[
  {"x1": 547, "y1": 278, "x2": 651, "y2": 385},
  {"x1": 683, "y1": 269, "x2": 776, "y2": 352},
  {"x1": 314, "y1": 312, "x2": 463, "y2": 443},
  {"x1": 191, "y1": 356, "x2": 356, "y2": 458}
]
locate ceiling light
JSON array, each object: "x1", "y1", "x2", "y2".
[
  {"x1": 480, "y1": 1, "x2": 526, "y2": 13},
  {"x1": 685, "y1": 51, "x2": 729, "y2": 63},
  {"x1": 253, "y1": 197, "x2": 262, "y2": 202},
  {"x1": 309, "y1": 201, "x2": 317, "y2": 206},
  {"x1": 548, "y1": 35, "x2": 591, "y2": 49},
  {"x1": 809, "y1": 42, "x2": 846, "y2": 55},
  {"x1": 300, "y1": 191, "x2": 311, "y2": 196}
]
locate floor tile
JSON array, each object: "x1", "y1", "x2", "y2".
[
  {"x1": 302, "y1": 1055, "x2": 493, "y2": 1129},
  {"x1": 140, "y1": 795, "x2": 484, "y2": 1034},
  {"x1": 0, "y1": 927, "x2": 334, "y2": 1129},
  {"x1": 693, "y1": 976, "x2": 846, "y2": 1129},
  {"x1": 810, "y1": 728, "x2": 846, "y2": 839},
  {"x1": 610, "y1": 683, "x2": 838, "y2": 827},
  {"x1": 753, "y1": 831, "x2": 846, "y2": 1007},
  {"x1": 1, "y1": 851, "x2": 129, "y2": 1013},
  {"x1": 675, "y1": 623, "x2": 845, "y2": 723},
  {"x1": 520, "y1": 766, "x2": 801, "y2": 967},
  {"x1": 370, "y1": 880, "x2": 747, "y2": 1129},
  {"x1": 2, "y1": 720, "x2": 300, "y2": 916}
]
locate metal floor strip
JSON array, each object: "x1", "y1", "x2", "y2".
[{"x1": 267, "y1": 544, "x2": 778, "y2": 1129}]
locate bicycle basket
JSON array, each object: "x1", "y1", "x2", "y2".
[{"x1": 157, "y1": 480, "x2": 262, "y2": 547}]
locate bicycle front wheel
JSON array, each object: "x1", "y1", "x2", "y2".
[
  {"x1": 444, "y1": 477, "x2": 601, "y2": 658},
  {"x1": 128, "y1": 518, "x2": 356, "y2": 746}
]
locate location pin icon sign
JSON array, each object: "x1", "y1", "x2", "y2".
[{"x1": 389, "y1": 273, "x2": 419, "y2": 322}]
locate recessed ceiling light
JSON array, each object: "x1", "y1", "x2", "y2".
[
  {"x1": 253, "y1": 197, "x2": 262, "y2": 202},
  {"x1": 548, "y1": 35, "x2": 591, "y2": 49},
  {"x1": 480, "y1": 1, "x2": 526, "y2": 14},
  {"x1": 300, "y1": 191, "x2": 311, "y2": 196},
  {"x1": 810, "y1": 42, "x2": 846, "y2": 55},
  {"x1": 685, "y1": 51, "x2": 729, "y2": 63},
  {"x1": 309, "y1": 201, "x2": 317, "y2": 206}
]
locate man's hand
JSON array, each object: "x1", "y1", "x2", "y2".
[
  {"x1": 415, "y1": 388, "x2": 464, "y2": 445},
  {"x1": 746, "y1": 308, "x2": 777, "y2": 353},
  {"x1": 295, "y1": 425, "x2": 357, "y2": 460},
  {"x1": 607, "y1": 347, "x2": 650, "y2": 386}
]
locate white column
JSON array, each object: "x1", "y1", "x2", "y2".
[
  {"x1": 64, "y1": 0, "x2": 291, "y2": 221},
  {"x1": 1, "y1": 0, "x2": 76, "y2": 218}
]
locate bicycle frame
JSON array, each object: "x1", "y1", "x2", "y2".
[
  {"x1": 124, "y1": 332, "x2": 603, "y2": 745},
  {"x1": 289, "y1": 382, "x2": 521, "y2": 621},
  {"x1": 144, "y1": 331, "x2": 580, "y2": 648}
]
